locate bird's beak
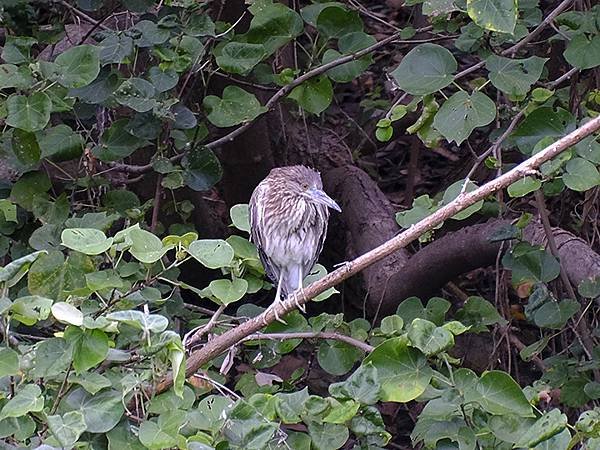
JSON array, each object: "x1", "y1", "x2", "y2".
[{"x1": 309, "y1": 188, "x2": 342, "y2": 212}]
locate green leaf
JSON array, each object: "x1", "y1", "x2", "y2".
[
  {"x1": 407, "y1": 318, "x2": 454, "y2": 356},
  {"x1": 11, "y1": 171, "x2": 51, "y2": 211},
  {"x1": 519, "y1": 336, "x2": 549, "y2": 362},
  {"x1": 0, "y1": 348, "x2": 19, "y2": 377},
  {"x1": 275, "y1": 387, "x2": 309, "y2": 423},
  {"x1": 578, "y1": 276, "x2": 600, "y2": 298},
  {"x1": 51, "y1": 302, "x2": 84, "y2": 326},
  {"x1": 208, "y1": 278, "x2": 248, "y2": 305},
  {"x1": 564, "y1": 34, "x2": 600, "y2": 70},
  {"x1": 455, "y1": 296, "x2": 507, "y2": 328},
  {"x1": 70, "y1": 70, "x2": 120, "y2": 104},
  {"x1": 182, "y1": 147, "x2": 223, "y2": 191},
  {"x1": 54, "y1": 45, "x2": 101, "y2": 88},
  {"x1": 187, "y1": 395, "x2": 233, "y2": 432},
  {"x1": 316, "y1": 5, "x2": 362, "y2": 38},
  {"x1": 0, "y1": 250, "x2": 43, "y2": 285},
  {"x1": 31, "y1": 337, "x2": 72, "y2": 378},
  {"x1": 11, "y1": 295, "x2": 53, "y2": 326},
  {"x1": 467, "y1": 0, "x2": 517, "y2": 33},
  {"x1": 188, "y1": 239, "x2": 234, "y2": 269},
  {"x1": 512, "y1": 107, "x2": 575, "y2": 155},
  {"x1": 39, "y1": 124, "x2": 85, "y2": 161},
  {"x1": 323, "y1": 32, "x2": 376, "y2": 83},
  {"x1": 245, "y1": 2, "x2": 304, "y2": 55},
  {"x1": 128, "y1": 228, "x2": 168, "y2": 263},
  {"x1": 472, "y1": 370, "x2": 533, "y2": 417},
  {"x1": 217, "y1": 42, "x2": 266, "y2": 75},
  {"x1": 114, "y1": 78, "x2": 157, "y2": 112},
  {"x1": 308, "y1": 422, "x2": 349, "y2": 450},
  {"x1": 64, "y1": 327, "x2": 109, "y2": 373},
  {"x1": 11, "y1": 129, "x2": 40, "y2": 165},
  {"x1": 203, "y1": 86, "x2": 267, "y2": 128},
  {"x1": 106, "y1": 310, "x2": 169, "y2": 333},
  {"x1": 563, "y1": 157, "x2": 600, "y2": 192},
  {"x1": 0, "y1": 199, "x2": 17, "y2": 224},
  {"x1": 433, "y1": 91, "x2": 496, "y2": 145},
  {"x1": 99, "y1": 33, "x2": 134, "y2": 64},
  {"x1": 222, "y1": 400, "x2": 278, "y2": 448},
  {"x1": 95, "y1": 119, "x2": 148, "y2": 161},
  {"x1": 391, "y1": 43, "x2": 457, "y2": 96},
  {"x1": 230, "y1": 204, "x2": 250, "y2": 233},
  {"x1": 63, "y1": 388, "x2": 124, "y2": 433},
  {"x1": 28, "y1": 251, "x2": 88, "y2": 301},
  {"x1": 486, "y1": 55, "x2": 547, "y2": 96},
  {"x1": 0, "y1": 384, "x2": 44, "y2": 420},
  {"x1": 1, "y1": 36, "x2": 36, "y2": 64},
  {"x1": 288, "y1": 75, "x2": 333, "y2": 115},
  {"x1": 329, "y1": 363, "x2": 380, "y2": 405},
  {"x1": 61, "y1": 228, "x2": 113, "y2": 255},
  {"x1": 317, "y1": 339, "x2": 362, "y2": 375},
  {"x1": 363, "y1": 337, "x2": 433, "y2": 402},
  {"x1": 148, "y1": 67, "x2": 179, "y2": 92},
  {"x1": 6, "y1": 93, "x2": 52, "y2": 132},
  {"x1": 441, "y1": 179, "x2": 484, "y2": 220},
  {"x1": 514, "y1": 409, "x2": 567, "y2": 447},
  {"x1": 508, "y1": 176, "x2": 542, "y2": 197},
  {"x1": 68, "y1": 372, "x2": 112, "y2": 395},
  {"x1": 47, "y1": 411, "x2": 87, "y2": 448},
  {"x1": 502, "y1": 243, "x2": 561, "y2": 285},
  {"x1": 134, "y1": 20, "x2": 170, "y2": 47},
  {"x1": 85, "y1": 269, "x2": 125, "y2": 292}
]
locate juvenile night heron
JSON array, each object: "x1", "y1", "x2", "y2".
[{"x1": 249, "y1": 166, "x2": 341, "y2": 319}]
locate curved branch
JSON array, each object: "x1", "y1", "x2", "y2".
[{"x1": 150, "y1": 115, "x2": 600, "y2": 394}]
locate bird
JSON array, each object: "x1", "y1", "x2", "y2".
[{"x1": 249, "y1": 165, "x2": 341, "y2": 321}]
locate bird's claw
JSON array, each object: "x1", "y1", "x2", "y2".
[
  {"x1": 334, "y1": 261, "x2": 351, "y2": 271},
  {"x1": 293, "y1": 293, "x2": 306, "y2": 313}
]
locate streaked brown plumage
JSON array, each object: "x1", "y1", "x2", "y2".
[{"x1": 249, "y1": 166, "x2": 341, "y2": 311}]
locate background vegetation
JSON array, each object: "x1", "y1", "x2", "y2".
[{"x1": 0, "y1": 0, "x2": 599, "y2": 448}]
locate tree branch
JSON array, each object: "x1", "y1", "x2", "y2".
[
  {"x1": 241, "y1": 332, "x2": 375, "y2": 353},
  {"x1": 151, "y1": 115, "x2": 600, "y2": 395}
]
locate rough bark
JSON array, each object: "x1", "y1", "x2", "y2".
[
  {"x1": 375, "y1": 219, "x2": 600, "y2": 317},
  {"x1": 323, "y1": 165, "x2": 411, "y2": 317}
]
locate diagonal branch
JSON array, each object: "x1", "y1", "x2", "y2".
[{"x1": 151, "y1": 115, "x2": 600, "y2": 395}]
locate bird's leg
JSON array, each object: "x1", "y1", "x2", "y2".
[
  {"x1": 293, "y1": 266, "x2": 306, "y2": 313},
  {"x1": 263, "y1": 277, "x2": 287, "y2": 326}
]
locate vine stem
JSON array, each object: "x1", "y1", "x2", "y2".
[{"x1": 151, "y1": 115, "x2": 600, "y2": 395}]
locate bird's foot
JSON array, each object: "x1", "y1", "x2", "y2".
[
  {"x1": 334, "y1": 261, "x2": 351, "y2": 272},
  {"x1": 292, "y1": 292, "x2": 306, "y2": 313},
  {"x1": 263, "y1": 302, "x2": 287, "y2": 326}
]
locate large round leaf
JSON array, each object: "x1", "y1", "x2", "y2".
[
  {"x1": 216, "y1": 42, "x2": 266, "y2": 76},
  {"x1": 203, "y1": 86, "x2": 267, "y2": 128},
  {"x1": 114, "y1": 78, "x2": 157, "y2": 112},
  {"x1": 433, "y1": 91, "x2": 496, "y2": 145},
  {"x1": 288, "y1": 75, "x2": 333, "y2": 115},
  {"x1": 564, "y1": 34, "x2": 600, "y2": 70},
  {"x1": 6, "y1": 93, "x2": 52, "y2": 132},
  {"x1": 188, "y1": 239, "x2": 234, "y2": 269},
  {"x1": 61, "y1": 228, "x2": 113, "y2": 255},
  {"x1": 363, "y1": 337, "x2": 433, "y2": 402},
  {"x1": 54, "y1": 45, "x2": 100, "y2": 88},
  {"x1": 62, "y1": 388, "x2": 124, "y2": 433},
  {"x1": 391, "y1": 44, "x2": 457, "y2": 95},
  {"x1": 467, "y1": 0, "x2": 517, "y2": 34},
  {"x1": 182, "y1": 147, "x2": 223, "y2": 191}
]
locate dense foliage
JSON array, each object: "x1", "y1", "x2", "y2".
[{"x1": 0, "y1": 0, "x2": 600, "y2": 449}]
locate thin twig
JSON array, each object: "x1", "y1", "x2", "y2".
[
  {"x1": 546, "y1": 67, "x2": 579, "y2": 89},
  {"x1": 183, "y1": 304, "x2": 226, "y2": 350},
  {"x1": 241, "y1": 331, "x2": 375, "y2": 353},
  {"x1": 58, "y1": 0, "x2": 112, "y2": 31},
  {"x1": 151, "y1": 115, "x2": 600, "y2": 395}
]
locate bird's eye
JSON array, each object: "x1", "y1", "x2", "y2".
[{"x1": 302, "y1": 183, "x2": 309, "y2": 189}]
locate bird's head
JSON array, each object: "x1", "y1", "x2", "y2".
[{"x1": 277, "y1": 166, "x2": 342, "y2": 212}]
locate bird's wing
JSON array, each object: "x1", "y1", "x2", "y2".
[
  {"x1": 249, "y1": 184, "x2": 280, "y2": 284},
  {"x1": 304, "y1": 206, "x2": 329, "y2": 277}
]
